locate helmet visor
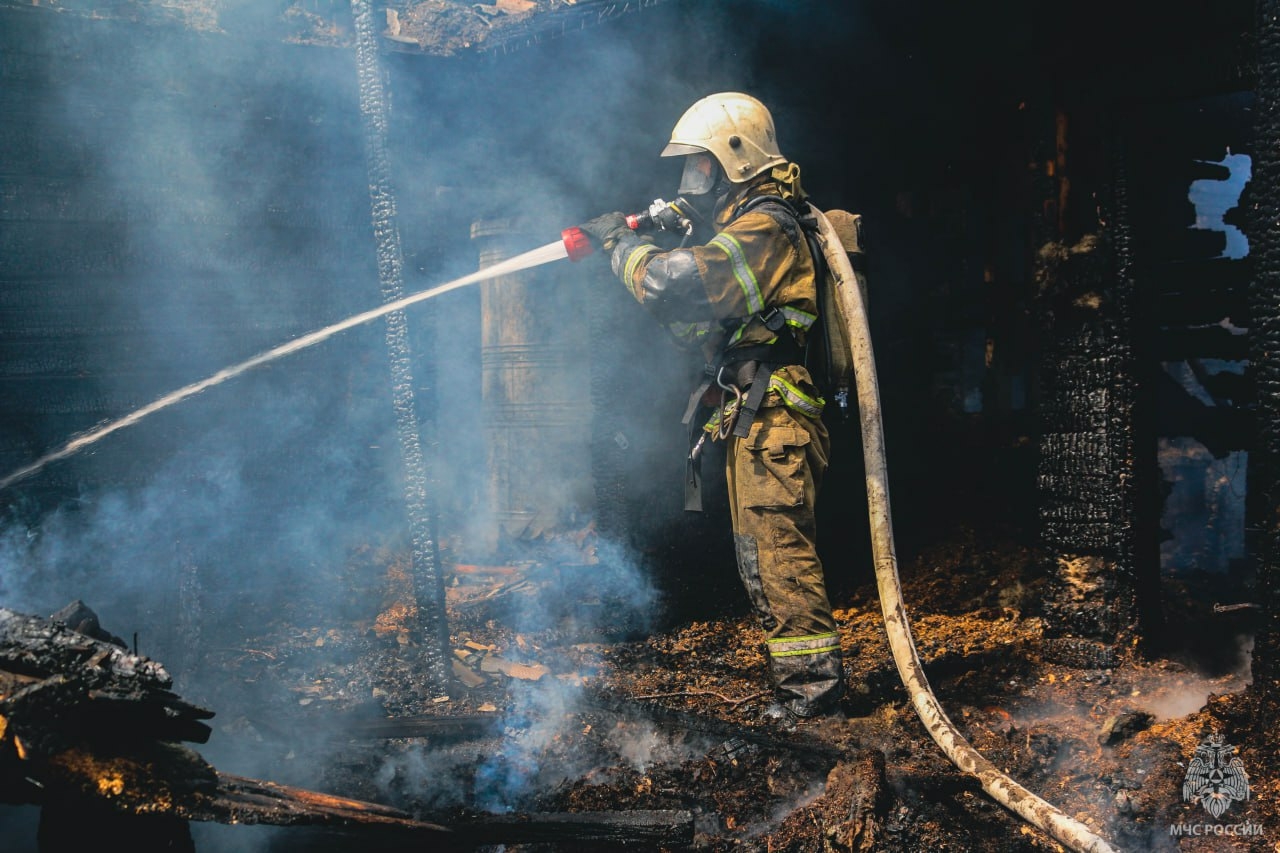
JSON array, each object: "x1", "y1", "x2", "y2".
[{"x1": 678, "y1": 152, "x2": 718, "y2": 196}]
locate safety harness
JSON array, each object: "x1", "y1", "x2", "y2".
[{"x1": 683, "y1": 193, "x2": 831, "y2": 511}]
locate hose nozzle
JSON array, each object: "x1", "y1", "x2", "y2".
[
  {"x1": 565, "y1": 197, "x2": 697, "y2": 263},
  {"x1": 626, "y1": 197, "x2": 696, "y2": 236},
  {"x1": 561, "y1": 225, "x2": 594, "y2": 262}
]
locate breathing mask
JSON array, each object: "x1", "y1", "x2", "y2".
[{"x1": 677, "y1": 152, "x2": 731, "y2": 222}]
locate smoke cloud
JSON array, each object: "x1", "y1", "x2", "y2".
[{"x1": 0, "y1": 2, "x2": 864, "y2": 848}]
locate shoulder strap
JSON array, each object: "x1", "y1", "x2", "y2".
[
  {"x1": 735, "y1": 195, "x2": 807, "y2": 252},
  {"x1": 731, "y1": 194, "x2": 834, "y2": 387},
  {"x1": 735, "y1": 195, "x2": 827, "y2": 280}
]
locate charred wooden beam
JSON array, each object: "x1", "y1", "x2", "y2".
[
  {"x1": 326, "y1": 692, "x2": 845, "y2": 768},
  {"x1": 350, "y1": 0, "x2": 451, "y2": 695},
  {"x1": 0, "y1": 603, "x2": 445, "y2": 842},
  {"x1": 30, "y1": 740, "x2": 218, "y2": 814},
  {"x1": 12, "y1": 736, "x2": 450, "y2": 838},
  {"x1": 0, "y1": 604, "x2": 168, "y2": 686},
  {"x1": 236, "y1": 704, "x2": 501, "y2": 749},
  {"x1": 279, "y1": 808, "x2": 693, "y2": 851},
  {"x1": 24, "y1": 765, "x2": 452, "y2": 851},
  {"x1": 192, "y1": 772, "x2": 450, "y2": 832},
  {"x1": 1034, "y1": 229, "x2": 1142, "y2": 667},
  {"x1": 1248, "y1": 0, "x2": 1280, "y2": 717},
  {"x1": 0, "y1": 605, "x2": 215, "y2": 756},
  {"x1": 0, "y1": 604, "x2": 216, "y2": 818}
]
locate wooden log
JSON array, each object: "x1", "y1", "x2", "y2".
[
  {"x1": 0, "y1": 661, "x2": 213, "y2": 751},
  {"x1": 0, "y1": 604, "x2": 215, "y2": 756},
  {"x1": 185, "y1": 771, "x2": 451, "y2": 833},
  {"x1": 35, "y1": 740, "x2": 218, "y2": 812},
  {"x1": 277, "y1": 809, "x2": 694, "y2": 851},
  {"x1": 0, "y1": 605, "x2": 454, "y2": 847},
  {"x1": 24, "y1": 767, "x2": 453, "y2": 852}
]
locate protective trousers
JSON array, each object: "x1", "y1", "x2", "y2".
[{"x1": 726, "y1": 401, "x2": 844, "y2": 717}]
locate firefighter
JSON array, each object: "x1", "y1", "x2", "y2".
[{"x1": 579, "y1": 92, "x2": 845, "y2": 724}]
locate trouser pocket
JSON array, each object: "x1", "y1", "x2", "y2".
[{"x1": 739, "y1": 413, "x2": 810, "y2": 509}]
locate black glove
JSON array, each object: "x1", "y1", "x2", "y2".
[{"x1": 578, "y1": 211, "x2": 631, "y2": 252}]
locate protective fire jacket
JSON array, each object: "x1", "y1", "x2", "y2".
[{"x1": 606, "y1": 164, "x2": 826, "y2": 423}]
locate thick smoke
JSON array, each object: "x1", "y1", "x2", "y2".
[
  {"x1": 0, "y1": 1, "x2": 833, "y2": 847},
  {"x1": 0, "y1": 10, "x2": 396, "y2": 658}
]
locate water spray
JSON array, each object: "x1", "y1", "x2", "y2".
[
  {"x1": 0, "y1": 192, "x2": 686, "y2": 493},
  {"x1": 0, "y1": 238, "x2": 579, "y2": 493}
]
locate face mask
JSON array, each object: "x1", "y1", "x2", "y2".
[
  {"x1": 678, "y1": 153, "x2": 737, "y2": 225},
  {"x1": 678, "y1": 152, "x2": 719, "y2": 196}
]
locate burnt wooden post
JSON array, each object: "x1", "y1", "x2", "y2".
[
  {"x1": 1034, "y1": 108, "x2": 1143, "y2": 668},
  {"x1": 350, "y1": 0, "x2": 450, "y2": 694},
  {"x1": 1248, "y1": 0, "x2": 1280, "y2": 714}
]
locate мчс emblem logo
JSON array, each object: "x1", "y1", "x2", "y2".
[{"x1": 1182, "y1": 734, "x2": 1250, "y2": 819}]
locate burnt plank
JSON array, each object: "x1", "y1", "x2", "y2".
[
  {"x1": 193, "y1": 772, "x2": 451, "y2": 833},
  {"x1": 0, "y1": 606, "x2": 169, "y2": 686}
]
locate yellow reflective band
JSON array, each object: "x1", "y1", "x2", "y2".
[
  {"x1": 622, "y1": 243, "x2": 659, "y2": 299},
  {"x1": 771, "y1": 645, "x2": 842, "y2": 658},
  {"x1": 779, "y1": 306, "x2": 816, "y2": 330},
  {"x1": 710, "y1": 233, "x2": 764, "y2": 314},
  {"x1": 767, "y1": 632, "x2": 838, "y2": 645},
  {"x1": 701, "y1": 397, "x2": 742, "y2": 433},
  {"x1": 768, "y1": 375, "x2": 825, "y2": 416},
  {"x1": 768, "y1": 631, "x2": 840, "y2": 658}
]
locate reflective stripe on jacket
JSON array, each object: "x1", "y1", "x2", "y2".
[{"x1": 609, "y1": 173, "x2": 825, "y2": 418}]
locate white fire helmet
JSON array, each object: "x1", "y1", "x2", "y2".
[{"x1": 661, "y1": 92, "x2": 787, "y2": 187}]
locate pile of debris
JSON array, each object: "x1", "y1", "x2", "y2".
[
  {"x1": 4, "y1": 524, "x2": 1273, "y2": 852},
  {"x1": 0, "y1": 602, "x2": 450, "y2": 850}
]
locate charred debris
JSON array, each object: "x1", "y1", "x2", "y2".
[{"x1": 1, "y1": 0, "x2": 1280, "y2": 851}]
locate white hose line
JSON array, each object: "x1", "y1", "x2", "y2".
[{"x1": 810, "y1": 206, "x2": 1119, "y2": 853}]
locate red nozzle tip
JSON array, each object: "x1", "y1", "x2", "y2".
[
  {"x1": 562, "y1": 226, "x2": 593, "y2": 262},
  {"x1": 625, "y1": 213, "x2": 642, "y2": 230}
]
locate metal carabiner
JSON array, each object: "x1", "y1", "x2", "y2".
[{"x1": 715, "y1": 366, "x2": 743, "y2": 440}]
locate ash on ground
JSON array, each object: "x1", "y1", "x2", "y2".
[{"x1": 190, "y1": 524, "x2": 1270, "y2": 852}]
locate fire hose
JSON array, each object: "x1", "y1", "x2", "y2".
[
  {"x1": 566, "y1": 202, "x2": 1118, "y2": 849},
  {"x1": 807, "y1": 205, "x2": 1119, "y2": 853}
]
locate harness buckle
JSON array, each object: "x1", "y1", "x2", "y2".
[{"x1": 760, "y1": 306, "x2": 786, "y2": 332}]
